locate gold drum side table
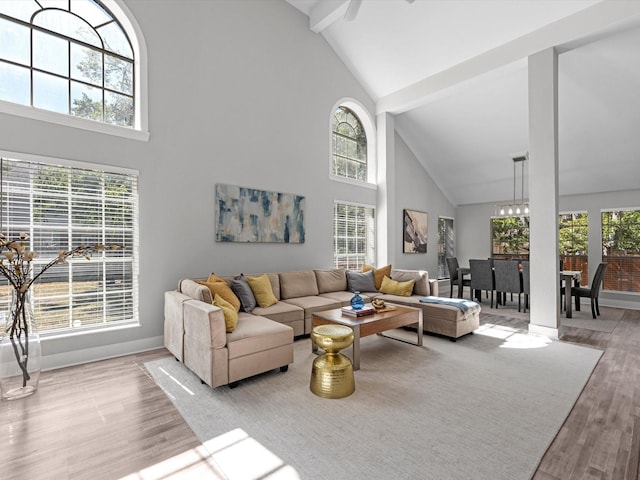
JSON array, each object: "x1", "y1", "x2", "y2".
[{"x1": 310, "y1": 324, "x2": 355, "y2": 399}]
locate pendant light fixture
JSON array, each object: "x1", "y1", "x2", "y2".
[{"x1": 495, "y1": 153, "x2": 529, "y2": 217}]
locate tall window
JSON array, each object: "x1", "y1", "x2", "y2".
[
  {"x1": 0, "y1": 155, "x2": 138, "y2": 334},
  {"x1": 332, "y1": 106, "x2": 367, "y2": 182},
  {"x1": 491, "y1": 216, "x2": 530, "y2": 259},
  {"x1": 333, "y1": 202, "x2": 374, "y2": 269},
  {"x1": 602, "y1": 209, "x2": 640, "y2": 292},
  {"x1": 438, "y1": 217, "x2": 454, "y2": 279},
  {"x1": 559, "y1": 211, "x2": 588, "y2": 276},
  {"x1": 0, "y1": 0, "x2": 134, "y2": 127}
]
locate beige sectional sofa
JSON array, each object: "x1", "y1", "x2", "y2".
[{"x1": 164, "y1": 268, "x2": 480, "y2": 388}]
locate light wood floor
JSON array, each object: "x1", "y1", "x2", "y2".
[{"x1": 1, "y1": 308, "x2": 639, "y2": 479}]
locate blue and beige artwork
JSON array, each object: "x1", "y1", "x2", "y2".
[{"x1": 215, "y1": 184, "x2": 305, "y2": 243}]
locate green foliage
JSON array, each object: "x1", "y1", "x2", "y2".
[
  {"x1": 602, "y1": 210, "x2": 640, "y2": 255},
  {"x1": 559, "y1": 213, "x2": 588, "y2": 255},
  {"x1": 491, "y1": 216, "x2": 530, "y2": 255}
]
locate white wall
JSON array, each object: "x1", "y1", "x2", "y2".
[
  {"x1": 392, "y1": 132, "x2": 455, "y2": 276},
  {"x1": 0, "y1": 0, "x2": 380, "y2": 368},
  {"x1": 456, "y1": 188, "x2": 640, "y2": 308}
]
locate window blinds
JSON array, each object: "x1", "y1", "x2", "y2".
[{"x1": 0, "y1": 156, "x2": 138, "y2": 334}]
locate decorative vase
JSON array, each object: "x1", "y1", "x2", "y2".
[
  {"x1": 0, "y1": 289, "x2": 41, "y2": 400},
  {"x1": 350, "y1": 291, "x2": 365, "y2": 310}
]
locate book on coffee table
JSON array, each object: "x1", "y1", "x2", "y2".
[{"x1": 341, "y1": 305, "x2": 376, "y2": 317}]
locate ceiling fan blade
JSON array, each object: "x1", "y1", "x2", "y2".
[{"x1": 344, "y1": 0, "x2": 362, "y2": 21}]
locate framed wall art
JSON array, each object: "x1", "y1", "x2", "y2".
[
  {"x1": 215, "y1": 184, "x2": 305, "y2": 243},
  {"x1": 403, "y1": 209, "x2": 428, "y2": 253}
]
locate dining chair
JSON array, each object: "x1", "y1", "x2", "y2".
[
  {"x1": 446, "y1": 257, "x2": 471, "y2": 298},
  {"x1": 493, "y1": 259, "x2": 523, "y2": 311},
  {"x1": 521, "y1": 260, "x2": 530, "y2": 313},
  {"x1": 567, "y1": 263, "x2": 608, "y2": 319},
  {"x1": 469, "y1": 259, "x2": 494, "y2": 307}
]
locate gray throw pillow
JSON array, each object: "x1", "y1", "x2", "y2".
[
  {"x1": 346, "y1": 269, "x2": 376, "y2": 292},
  {"x1": 229, "y1": 273, "x2": 257, "y2": 312}
]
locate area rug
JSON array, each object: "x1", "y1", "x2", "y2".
[
  {"x1": 145, "y1": 329, "x2": 602, "y2": 480},
  {"x1": 481, "y1": 303, "x2": 624, "y2": 333}
]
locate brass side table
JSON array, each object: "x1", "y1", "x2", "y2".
[{"x1": 310, "y1": 324, "x2": 355, "y2": 399}]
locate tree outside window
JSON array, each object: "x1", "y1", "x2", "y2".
[
  {"x1": 602, "y1": 210, "x2": 640, "y2": 292},
  {"x1": 559, "y1": 212, "x2": 588, "y2": 276},
  {"x1": 491, "y1": 216, "x2": 530, "y2": 259}
]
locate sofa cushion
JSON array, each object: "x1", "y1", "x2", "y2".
[
  {"x1": 179, "y1": 279, "x2": 212, "y2": 303},
  {"x1": 198, "y1": 279, "x2": 241, "y2": 311},
  {"x1": 213, "y1": 293, "x2": 238, "y2": 332},
  {"x1": 226, "y1": 314, "x2": 293, "y2": 360},
  {"x1": 362, "y1": 264, "x2": 392, "y2": 290},
  {"x1": 281, "y1": 295, "x2": 341, "y2": 318},
  {"x1": 314, "y1": 268, "x2": 347, "y2": 293},
  {"x1": 252, "y1": 301, "x2": 304, "y2": 325},
  {"x1": 346, "y1": 269, "x2": 376, "y2": 292},
  {"x1": 247, "y1": 274, "x2": 278, "y2": 308},
  {"x1": 279, "y1": 270, "x2": 319, "y2": 299},
  {"x1": 391, "y1": 269, "x2": 430, "y2": 296},
  {"x1": 229, "y1": 274, "x2": 257, "y2": 313},
  {"x1": 380, "y1": 275, "x2": 414, "y2": 296}
]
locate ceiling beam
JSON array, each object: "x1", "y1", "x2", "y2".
[
  {"x1": 310, "y1": 0, "x2": 349, "y2": 33},
  {"x1": 376, "y1": 0, "x2": 640, "y2": 115}
]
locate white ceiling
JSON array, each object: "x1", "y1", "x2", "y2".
[{"x1": 286, "y1": 0, "x2": 640, "y2": 206}]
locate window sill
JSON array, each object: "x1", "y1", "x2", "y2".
[
  {"x1": 41, "y1": 321, "x2": 140, "y2": 341},
  {"x1": 329, "y1": 174, "x2": 377, "y2": 190},
  {"x1": 0, "y1": 100, "x2": 150, "y2": 142}
]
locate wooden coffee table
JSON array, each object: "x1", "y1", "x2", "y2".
[{"x1": 311, "y1": 304, "x2": 423, "y2": 370}]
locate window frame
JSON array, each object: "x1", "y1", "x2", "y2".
[
  {"x1": 601, "y1": 207, "x2": 640, "y2": 293},
  {"x1": 0, "y1": 0, "x2": 148, "y2": 141},
  {"x1": 329, "y1": 98, "x2": 376, "y2": 188},
  {"x1": 559, "y1": 210, "x2": 588, "y2": 277},
  {"x1": 437, "y1": 216, "x2": 454, "y2": 279},
  {"x1": 333, "y1": 200, "x2": 375, "y2": 270},
  {"x1": 0, "y1": 149, "x2": 139, "y2": 338}
]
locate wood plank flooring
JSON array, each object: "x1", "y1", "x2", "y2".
[{"x1": 1, "y1": 308, "x2": 639, "y2": 479}]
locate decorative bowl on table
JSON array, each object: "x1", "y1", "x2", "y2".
[{"x1": 372, "y1": 299, "x2": 386, "y2": 310}]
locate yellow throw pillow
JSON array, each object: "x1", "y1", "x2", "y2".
[
  {"x1": 198, "y1": 280, "x2": 241, "y2": 312},
  {"x1": 247, "y1": 274, "x2": 278, "y2": 308},
  {"x1": 206, "y1": 272, "x2": 226, "y2": 283},
  {"x1": 380, "y1": 275, "x2": 415, "y2": 297},
  {"x1": 362, "y1": 264, "x2": 392, "y2": 290},
  {"x1": 213, "y1": 293, "x2": 239, "y2": 333}
]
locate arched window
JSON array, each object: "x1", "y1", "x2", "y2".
[
  {"x1": 331, "y1": 101, "x2": 375, "y2": 184},
  {"x1": 0, "y1": 0, "x2": 146, "y2": 137}
]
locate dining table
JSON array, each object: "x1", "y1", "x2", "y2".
[{"x1": 561, "y1": 270, "x2": 582, "y2": 318}]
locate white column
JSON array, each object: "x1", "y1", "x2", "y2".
[
  {"x1": 376, "y1": 112, "x2": 395, "y2": 266},
  {"x1": 528, "y1": 48, "x2": 562, "y2": 339}
]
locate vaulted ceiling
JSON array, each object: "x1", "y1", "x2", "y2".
[{"x1": 286, "y1": 0, "x2": 640, "y2": 206}]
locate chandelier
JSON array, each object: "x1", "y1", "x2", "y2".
[{"x1": 495, "y1": 153, "x2": 529, "y2": 217}]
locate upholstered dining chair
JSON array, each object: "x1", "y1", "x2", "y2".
[
  {"x1": 493, "y1": 259, "x2": 523, "y2": 311},
  {"x1": 446, "y1": 256, "x2": 471, "y2": 298},
  {"x1": 469, "y1": 259, "x2": 494, "y2": 307},
  {"x1": 564, "y1": 263, "x2": 608, "y2": 319},
  {"x1": 521, "y1": 260, "x2": 530, "y2": 313}
]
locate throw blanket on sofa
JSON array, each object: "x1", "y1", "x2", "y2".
[{"x1": 419, "y1": 296, "x2": 480, "y2": 313}]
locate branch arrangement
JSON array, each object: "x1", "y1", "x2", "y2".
[{"x1": 0, "y1": 233, "x2": 123, "y2": 388}]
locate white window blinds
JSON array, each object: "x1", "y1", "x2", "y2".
[
  {"x1": 333, "y1": 201, "x2": 375, "y2": 269},
  {"x1": 0, "y1": 156, "x2": 138, "y2": 334}
]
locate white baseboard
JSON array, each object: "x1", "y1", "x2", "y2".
[{"x1": 41, "y1": 336, "x2": 164, "y2": 371}]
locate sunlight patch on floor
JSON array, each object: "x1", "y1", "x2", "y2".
[
  {"x1": 120, "y1": 428, "x2": 300, "y2": 480},
  {"x1": 159, "y1": 366, "x2": 195, "y2": 395},
  {"x1": 475, "y1": 323, "x2": 552, "y2": 349}
]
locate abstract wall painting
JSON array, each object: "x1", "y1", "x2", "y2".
[
  {"x1": 215, "y1": 184, "x2": 305, "y2": 243},
  {"x1": 403, "y1": 209, "x2": 428, "y2": 253}
]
